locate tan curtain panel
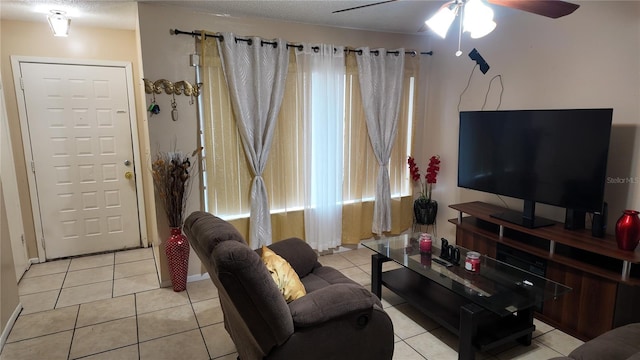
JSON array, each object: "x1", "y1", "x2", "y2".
[
  {"x1": 341, "y1": 53, "x2": 415, "y2": 244},
  {"x1": 199, "y1": 38, "x2": 304, "y2": 242}
]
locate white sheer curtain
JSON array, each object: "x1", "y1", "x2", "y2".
[
  {"x1": 217, "y1": 32, "x2": 289, "y2": 248},
  {"x1": 295, "y1": 44, "x2": 345, "y2": 252},
  {"x1": 356, "y1": 48, "x2": 405, "y2": 234}
]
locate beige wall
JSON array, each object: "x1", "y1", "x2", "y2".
[
  {"x1": 1, "y1": 21, "x2": 21, "y2": 342},
  {"x1": 0, "y1": 19, "x2": 152, "y2": 258},
  {"x1": 420, "y1": 1, "x2": 640, "y2": 242},
  {"x1": 1, "y1": 179, "x2": 20, "y2": 343}
]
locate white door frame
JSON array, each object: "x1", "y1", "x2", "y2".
[
  {"x1": 1, "y1": 74, "x2": 29, "y2": 280},
  {"x1": 11, "y1": 56, "x2": 148, "y2": 262}
]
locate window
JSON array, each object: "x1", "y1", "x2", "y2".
[{"x1": 200, "y1": 40, "x2": 417, "y2": 223}]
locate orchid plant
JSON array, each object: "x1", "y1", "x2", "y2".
[{"x1": 407, "y1": 155, "x2": 441, "y2": 202}]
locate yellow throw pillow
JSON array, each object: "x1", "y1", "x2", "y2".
[{"x1": 261, "y1": 245, "x2": 306, "y2": 303}]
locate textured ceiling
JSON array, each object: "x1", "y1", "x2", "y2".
[
  {"x1": 151, "y1": 1, "x2": 442, "y2": 34},
  {"x1": 0, "y1": 1, "x2": 139, "y2": 30},
  {"x1": 0, "y1": 0, "x2": 444, "y2": 34}
]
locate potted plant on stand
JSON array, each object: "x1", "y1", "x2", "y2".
[
  {"x1": 152, "y1": 148, "x2": 201, "y2": 291},
  {"x1": 408, "y1": 155, "x2": 441, "y2": 226}
]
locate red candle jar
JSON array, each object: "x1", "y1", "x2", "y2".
[
  {"x1": 419, "y1": 233, "x2": 432, "y2": 254},
  {"x1": 420, "y1": 253, "x2": 432, "y2": 267},
  {"x1": 465, "y1": 251, "x2": 481, "y2": 272}
]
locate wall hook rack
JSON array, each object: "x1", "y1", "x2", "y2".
[{"x1": 143, "y1": 78, "x2": 202, "y2": 97}]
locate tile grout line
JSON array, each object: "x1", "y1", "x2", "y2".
[
  {"x1": 112, "y1": 253, "x2": 116, "y2": 300},
  {"x1": 66, "y1": 303, "x2": 81, "y2": 360},
  {"x1": 134, "y1": 292, "x2": 142, "y2": 360},
  {"x1": 399, "y1": 338, "x2": 428, "y2": 360},
  {"x1": 193, "y1": 298, "x2": 214, "y2": 359},
  {"x1": 53, "y1": 261, "x2": 72, "y2": 310}
]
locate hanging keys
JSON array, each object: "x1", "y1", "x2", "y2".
[{"x1": 148, "y1": 93, "x2": 160, "y2": 116}]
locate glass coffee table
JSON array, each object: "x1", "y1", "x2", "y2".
[{"x1": 362, "y1": 234, "x2": 571, "y2": 360}]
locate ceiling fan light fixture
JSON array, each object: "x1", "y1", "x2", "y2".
[
  {"x1": 463, "y1": 0, "x2": 496, "y2": 38},
  {"x1": 469, "y1": 20, "x2": 496, "y2": 38},
  {"x1": 425, "y1": 4, "x2": 457, "y2": 38},
  {"x1": 47, "y1": 10, "x2": 70, "y2": 37}
]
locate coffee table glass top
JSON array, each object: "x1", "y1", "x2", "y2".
[{"x1": 362, "y1": 233, "x2": 571, "y2": 317}]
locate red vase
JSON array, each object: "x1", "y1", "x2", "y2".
[
  {"x1": 165, "y1": 227, "x2": 190, "y2": 291},
  {"x1": 615, "y1": 210, "x2": 640, "y2": 251}
]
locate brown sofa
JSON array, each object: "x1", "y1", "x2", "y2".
[
  {"x1": 183, "y1": 211, "x2": 394, "y2": 360},
  {"x1": 550, "y1": 323, "x2": 640, "y2": 360}
]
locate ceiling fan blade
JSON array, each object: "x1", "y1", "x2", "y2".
[
  {"x1": 487, "y1": 0, "x2": 579, "y2": 19},
  {"x1": 332, "y1": 0, "x2": 398, "y2": 14}
]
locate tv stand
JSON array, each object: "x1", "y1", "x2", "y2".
[
  {"x1": 490, "y1": 210, "x2": 555, "y2": 228},
  {"x1": 490, "y1": 199, "x2": 555, "y2": 228},
  {"x1": 450, "y1": 201, "x2": 640, "y2": 341}
]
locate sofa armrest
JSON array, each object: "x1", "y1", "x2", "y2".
[{"x1": 288, "y1": 283, "x2": 377, "y2": 327}]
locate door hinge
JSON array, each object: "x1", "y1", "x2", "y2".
[
  {"x1": 21, "y1": 234, "x2": 25, "y2": 245},
  {"x1": 41, "y1": 236, "x2": 46, "y2": 250},
  {"x1": 20, "y1": 77, "x2": 24, "y2": 90},
  {"x1": 31, "y1": 161, "x2": 36, "y2": 173}
]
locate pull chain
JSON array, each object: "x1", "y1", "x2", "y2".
[{"x1": 456, "y1": 4, "x2": 463, "y2": 57}]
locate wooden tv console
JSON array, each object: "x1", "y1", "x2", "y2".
[{"x1": 449, "y1": 201, "x2": 640, "y2": 341}]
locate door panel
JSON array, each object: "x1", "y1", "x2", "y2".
[{"x1": 20, "y1": 62, "x2": 140, "y2": 259}]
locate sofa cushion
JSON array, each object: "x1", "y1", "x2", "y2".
[
  {"x1": 301, "y1": 266, "x2": 359, "y2": 293},
  {"x1": 267, "y1": 237, "x2": 320, "y2": 278},
  {"x1": 261, "y1": 245, "x2": 306, "y2": 303},
  {"x1": 568, "y1": 323, "x2": 640, "y2": 360},
  {"x1": 288, "y1": 283, "x2": 377, "y2": 327}
]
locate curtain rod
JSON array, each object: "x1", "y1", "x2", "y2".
[{"x1": 170, "y1": 28, "x2": 433, "y2": 56}]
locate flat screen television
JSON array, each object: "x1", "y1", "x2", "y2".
[{"x1": 458, "y1": 108, "x2": 613, "y2": 228}]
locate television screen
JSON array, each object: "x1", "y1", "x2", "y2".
[{"x1": 458, "y1": 109, "x2": 613, "y2": 227}]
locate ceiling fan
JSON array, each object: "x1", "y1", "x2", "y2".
[
  {"x1": 333, "y1": 0, "x2": 579, "y2": 56},
  {"x1": 332, "y1": 0, "x2": 580, "y2": 38},
  {"x1": 333, "y1": 0, "x2": 579, "y2": 18}
]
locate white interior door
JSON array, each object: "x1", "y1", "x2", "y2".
[{"x1": 19, "y1": 62, "x2": 141, "y2": 259}]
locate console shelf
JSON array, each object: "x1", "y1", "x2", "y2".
[{"x1": 449, "y1": 201, "x2": 640, "y2": 341}]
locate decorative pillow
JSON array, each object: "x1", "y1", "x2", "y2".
[{"x1": 261, "y1": 245, "x2": 306, "y2": 303}]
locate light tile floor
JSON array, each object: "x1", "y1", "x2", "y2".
[{"x1": 1, "y1": 246, "x2": 583, "y2": 360}]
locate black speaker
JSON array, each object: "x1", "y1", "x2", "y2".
[
  {"x1": 592, "y1": 202, "x2": 608, "y2": 238},
  {"x1": 565, "y1": 209, "x2": 586, "y2": 230}
]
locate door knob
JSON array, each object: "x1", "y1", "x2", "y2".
[{"x1": 125, "y1": 171, "x2": 133, "y2": 180}]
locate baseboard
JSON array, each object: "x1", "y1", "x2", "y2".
[
  {"x1": 29, "y1": 258, "x2": 39, "y2": 265},
  {"x1": 160, "y1": 273, "x2": 211, "y2": 289},
  {"x1": 1, "y1": 303, "x2": 22, "y2": 352},
  {"x1": 187, "y1": 272, "x2": 210, "y2": 283}
]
